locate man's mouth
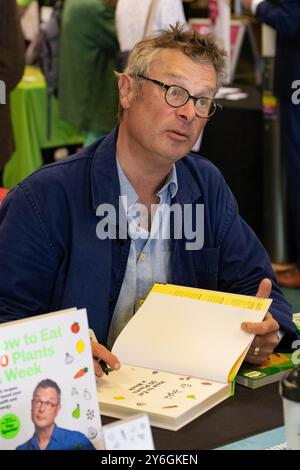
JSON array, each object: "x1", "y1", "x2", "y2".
[{"x1": 168, "y1": 130, "x2": 190, "y2": 141}]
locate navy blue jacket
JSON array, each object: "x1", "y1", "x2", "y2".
[
  {"x1": 0, "y1": 129, "x2": 296, "y2": 344},
  {"x1": 256, "y1": 0, "x2": 300, "y2": 96}
]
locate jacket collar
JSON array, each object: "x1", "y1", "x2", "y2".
[
  {"x1": 90, "y1": 128, "x2": 121, "y2": 210},
  {"x1": 90, "y1": 127, "x2": 202, "y2": 210}
]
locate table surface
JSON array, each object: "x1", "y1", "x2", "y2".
[
  {"x1": 216, "y1": 84, "x2": 262, "y2": 111},
  {"x1": 101, "y1": 382, "x2": 283, "y2": 450}
]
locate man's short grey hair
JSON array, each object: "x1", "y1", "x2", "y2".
[
  {"x1": 117, "y1": 23, "x2": 227, "y2": 120},
  {"x1": 33, "y1": 378, "x2": 61, "y2": 404}
]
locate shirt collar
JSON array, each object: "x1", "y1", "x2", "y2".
[
  {"x1": 156, "y1": 164, "x2": 178, "y2": 199},
  {"x1": 28, "y1": 424, "x2": 58, "y2": 450},
  {"x1": 116, "y1": 158, "x2": 138, "y2": 208},
  {"x1": 50, "y1": 423, "x2": 60, "y2": 443},
  {"x1": 116, "y1": 158, "x2": 178, "y2": 205},
  {"x1": 90, "y1": 128, "x2": 201, "y2": 209}
]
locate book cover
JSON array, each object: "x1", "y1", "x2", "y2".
[
  {"x1": 97, "y1": 283, "x2": 271, "y2": 431},
  {"x1": 236, "y1": 353, "x2": 294, "y2": 389},
  {"x1": 0, "y1": 309, "x2": 103, "y2": 450},
  {"x1": 293, "y1": 313, "x2": 300, "y2": 332}
]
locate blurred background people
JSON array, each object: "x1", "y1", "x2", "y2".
[
  {"x1": 242, "y1": 0, "x2": 300, "y2": 287},
  {"x1": 0, "y1": 0, "x2": 25, "y2": 186},
  {"x1": 58, "y1": 0, "x2": 119, "y2": 146},
  {"x1": 116, "y1": 0, "x2": 186, "y2": 52}
]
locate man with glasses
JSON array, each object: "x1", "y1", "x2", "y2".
[
  {"x1": 16, "y1": 379, "x2": 95, "y2": 450},
  {"x1": 0, "y1": 25, "x2": 297, "y2": 377}
]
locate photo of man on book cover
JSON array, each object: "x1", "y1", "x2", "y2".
[{"x1": 16, "y1": 379, "x2": 95, "y2": 450}]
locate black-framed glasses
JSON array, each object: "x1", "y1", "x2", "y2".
[
  {"x1": 32, "y1": 399, "x2": 59, "y2": 410},
  {"x1": 137, "y1": 74, "x2": 222, "y2": 119}
]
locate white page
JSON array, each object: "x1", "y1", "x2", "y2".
[
  {"x1": 112, "y1": 292, "x2": 271, "y2": 383},
  {"x1": 98, "y1": 363, "x2": 231, "y2": 431}
]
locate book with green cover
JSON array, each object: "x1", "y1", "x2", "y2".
[
  {"x1": 236, "y1": 353, "x2": 294, "y2": 389},
  {"x1": 293, "y1": 313, "x2": 300, "y2": 332}
]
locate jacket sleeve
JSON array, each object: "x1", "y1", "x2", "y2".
[
  {"x1": 217, "y1": 183, "x2": 297, "y2": 340},
  {"x1": 0, "y1": 0, "x2": 25, "y2": 93},
  {"x1": 0, "y1": 183, "x2": 62, "y2": 323},
  {"x1": 256, "y1": 0, "x2": 300, "y2": 37}
]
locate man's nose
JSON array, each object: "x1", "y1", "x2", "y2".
[
  {"x1": 37, "y1": 402, "x2": 47, "y2": 410},
  {"x1": 175, "y1": 99, "x2": 196, "y2": 121}
]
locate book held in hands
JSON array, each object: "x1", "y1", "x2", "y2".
[
  {"x1": 0, "y1": 308, "x2": 103, "y2": 450},
  {"x1": 97, "y1": 283, "x2": 272, "y2": 431}
]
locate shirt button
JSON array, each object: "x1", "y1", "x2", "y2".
[
  {"x1": 139, "y1": 298, "x2": 145, "y2": 306},
  {"x1": 140, "y1": 252, "x2": 145, "y2": 261}
]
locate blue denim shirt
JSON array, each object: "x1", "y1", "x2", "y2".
[
  {"x1": 107, "y1": 160, "x2": 178, "y2": 348},
  {"x1": 0, "y1": 128, "x2": 296, "y2": 345},
  {"x1": 16, "y1": 424, "x2": 95, "y2": 450}
]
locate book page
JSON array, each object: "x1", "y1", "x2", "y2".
[
  {"x1": 112, "y1": 285, "x2": 271, "y2": 383},
  {"x1": 98, "y1": 364, "x2": 231, "y2": 430}
]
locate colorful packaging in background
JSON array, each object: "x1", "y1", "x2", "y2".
[{"x1": 293, "y1": 313, "x2": 300, "y2": 332}]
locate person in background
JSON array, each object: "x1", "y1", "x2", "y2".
[
  {"x1": 17, "y1": 0, "x2": 35, "y2": 15},
  {"x1": 16, "y1": 379, "x2": 95, "y2": 450},
  {"x1": 58, "y1": 0, "x2": 119, "y2": 146},
  {"x1": 116, "y1": 0, "x2": 186, "y2": 52},
  {"x1": 0, "y1": 0, "x2": 25, "y2": 186},
  {"x1": 0, "y1": 26, "x2": 297, "y2": 377},
  {"x1": 242, "y1": 0, "x2": 300, "y2": 287}
]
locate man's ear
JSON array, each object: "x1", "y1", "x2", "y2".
[{"x1": 118, "y1": 74, "x2": 136, "y2": 110}]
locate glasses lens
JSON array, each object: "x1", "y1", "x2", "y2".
[
  {"x1": 166, "y1": 86, "x2": 189, "y2": 107},
  {"x1": 32, "y1": 399, "x2": 57, "y2": 409},
  {"x1": 195, "y1": 97, "x2": 216, "y2": 118}
]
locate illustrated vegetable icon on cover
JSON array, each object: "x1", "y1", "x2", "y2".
[
  {"x1": 72, "y1": 404, "x2": 80, "y2": 419},
  {"x1": 71, "y1": 322, "x2": 80, "y2": 333},
  {"x1": 65, "y1": 352, "x2": 74, "y2": 365},
  {"x1": 76, "y1": 340, "x2": 85, "y2": 353},
  {"x1": 74, "y1": 367, "x2": 88, "y2": 379}
]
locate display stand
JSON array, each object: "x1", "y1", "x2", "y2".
[{"x1": 189, "y1": 17, "x2": 261, "y2": 84}]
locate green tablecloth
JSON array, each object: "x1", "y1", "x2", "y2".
[{"x1": 3, "y1": 66, "x2": 84, "y2": 189}]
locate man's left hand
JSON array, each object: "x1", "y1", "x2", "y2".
[{"x1": 242, "y1": 278, "x2": 280, "y2": 364}]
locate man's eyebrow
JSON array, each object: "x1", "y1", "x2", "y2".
[{"x1": 162, "y1": 73, "x2": 216, "y2": 96}]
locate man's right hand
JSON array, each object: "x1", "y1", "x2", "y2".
[{"x1": 91, "y1": 341, "x2": 121, "y2": 377}]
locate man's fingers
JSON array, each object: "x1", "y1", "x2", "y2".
[
  {"x1": 242, "y1": 312, "x2": 280, "y2": 335},
  {"x1": 242, "y1": 279, "x2": 274, "y2": 334},
  {"x1": 243, "y1": 330, "x2": 280, "y2": 365},
  {"x1": 255, "y1": 278, "x2": 272, "y2": 299},
  {"x1": 91, "y1": 341, "x2": 121, "y2": 371},
  {"x1": 249, "y1": 333, "x2": 280, "y2": 354},
  {"x1": 93, "y1": 358, "x2": 104, "y2": 378},
  {"x1": 244, "y1": 353, "x2": 270, "y2": 365}
]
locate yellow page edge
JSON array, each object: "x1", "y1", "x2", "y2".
[{"x1": 152, "y1": 283, "x2": 271, "y2": 312}]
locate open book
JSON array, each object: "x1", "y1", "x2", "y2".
[
  {"x1": 97, "y1": 283, "x2": 272, "y2": 431},
  {"x1": 0, "y1": 308, "x2": 103, "y2": 450}
]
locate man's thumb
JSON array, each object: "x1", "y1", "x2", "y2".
[{"x1": 256, "y1": 278, "x2": 272, "y2": 298}]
